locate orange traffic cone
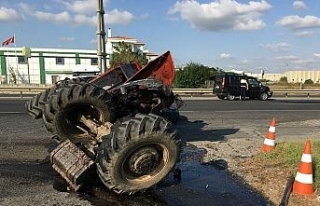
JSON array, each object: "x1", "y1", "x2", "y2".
[
  {"x1": 262, "y1": 118, "x2": 276, "y2": 152},
  {"x1": 292, "y1": 139, "x2": 314, "y2": 195}
]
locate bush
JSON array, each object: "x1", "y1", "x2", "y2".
[
  {"x1": 174, "y1": 62, "x2": 220, "y2": 88},
  {"x1": 279, "y1": 76, "x2": 288, "y2": 84},
  {"x1": 304, "y1": 79, "x2": 314, "y2": 84}
]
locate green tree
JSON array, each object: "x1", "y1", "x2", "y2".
[
  {"x1": 304, "y1": 79, "x2": 314, "y2": 84},
  {"x1": 174, "y1": 62, "x2": 220, "y2": 88},
  {"x1": 279, "y1": 76, "x2": 288, "y2": 84},
  {"x1": 109, "y1": 41, "x2": 148, "y2": 67}
]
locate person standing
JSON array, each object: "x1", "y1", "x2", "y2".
[{"x1": 240, "y1": 78, "x2": 248, "y2": 100}]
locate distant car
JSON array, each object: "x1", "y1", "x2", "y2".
[{"x1": 213, "y1": 72, "x2": 273, "y2": 101}]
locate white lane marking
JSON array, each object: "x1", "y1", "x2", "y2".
[
  {"x1": 0, "y1": 112, "x2": 24, "y2": 114},
  {"x1": 180, "y1": 110, "x2": 320, "y2": 113},
  {"x1": 213, "y1": 110, "x2": 320, "y2": 112}
]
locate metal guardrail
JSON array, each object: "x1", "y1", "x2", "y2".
[
  {"x1": 0, "y1": 85, "x2": 320, "y2": 97},
  {"x1": 173, "y1": 88, "x2": 320, "y2": 97},
  {"x1": 0, "y1": 85, "x2": 50, "y2": 93}
]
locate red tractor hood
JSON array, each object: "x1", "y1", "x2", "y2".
[{"x1": 126, "y1": 51, "x2": 175, "y2": 86}]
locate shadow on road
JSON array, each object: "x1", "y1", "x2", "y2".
[
  {"x1": 175, "y1": 115, "x2": 239, "y2": 142},
  {"x1": 275, "y1": 99, "x2": 320, "y2": 104}
]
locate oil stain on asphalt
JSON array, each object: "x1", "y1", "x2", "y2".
[{"x1": 71, "y1": 148, "x2": 271, "y2": 206}]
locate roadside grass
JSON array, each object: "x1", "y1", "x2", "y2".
[
  {"x1": 242, "y1": 140, "x2": 320, "y2": 205},
  {"x1": 257, "y1": 140, "x2": 320, "y2": 190}
]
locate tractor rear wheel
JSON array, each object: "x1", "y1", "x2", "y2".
[
  {"x1": 26, "y1": 93, "x2": 42, "y2": 119},
  {"x1": 96, "y1": 113, "x2": 181, "y2": 194},
  {"x1": 26, "y1": 77, "x2": 94, "y2": 119},
  {"x1": 53, "y1": 83, "x2": 115, "y2": 142},
  {"x1": 42, "y1": 94, "x2": 59, "y2": 133}
]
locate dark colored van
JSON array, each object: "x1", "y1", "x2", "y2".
[{"x1": 213, "y1": 72, "x2": 273, "y2": 100}]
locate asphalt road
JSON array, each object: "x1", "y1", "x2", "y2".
[
  {"x1": 1, "y1": 98, "x2": 320, "y2": 206},
  {"x1": 179, "y1": 98, "x2": 320, "y2": 123}
]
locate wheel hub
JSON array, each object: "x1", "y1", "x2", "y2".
[{"x1": 128, "y1": 147, "x2": 160, "y2": 175}]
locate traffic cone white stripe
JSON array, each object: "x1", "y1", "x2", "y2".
[
  {"x1": 301, "y1": 154, "x2": 312, "y2": 163},
  {"x1": 263, "y1": 138, "x2": 275, "y2": 146},
  {"x1": 293, "y1": 139, "x2": 314, "y2": 195},
  {"x1": 262, "y1": 118, "x2": 277, "y2": 152},
  {"x1": 268, "y1": 126, "x2": 275, "y2": 133},
  {"x1": 295, "y1": 172, "x2": 313, "y2": 184}
]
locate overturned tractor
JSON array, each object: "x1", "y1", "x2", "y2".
[{"x1": 26, "y1": 51, "x2": 182, "y2": 194}]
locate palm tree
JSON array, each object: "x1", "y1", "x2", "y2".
[{"x1": 109, "y1": 41, "x2": 148, "y2": 68}]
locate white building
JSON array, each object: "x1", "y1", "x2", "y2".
[
  {"x1": 252, "y1": 71, "x2": 320, "y2": 83},
  {"x1": 0, "y1": 29, "x2": 158, "y2": 85},
  {"x1": 105, "y1": 28, "x2": 157, "y2": 67},
  {"x1": 0, "y1": 47, "x2": 100, "y2": 84}
]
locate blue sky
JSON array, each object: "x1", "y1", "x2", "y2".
[{"x1": 1, "y1": 0, "x2": 320, "y2": 74}]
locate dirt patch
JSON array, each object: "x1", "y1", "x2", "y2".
[
  {"x1": 235, "y1": 157, "x2": 319, "y2": 206},
  {"x1": 192, "y1": 136, "x2": 320, "y2": 206}
]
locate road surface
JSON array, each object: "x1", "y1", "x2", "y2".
[{"x1": 1, "y1": 98, "x2": 320, "y2": 205}]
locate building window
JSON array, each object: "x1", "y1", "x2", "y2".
[
  {"x1": 56, "y1": 57, "x2": 64, "y2": 65},
  {"x1": 18, "y1": 56, "x2": 27, "y2": 64},
  {"x1": 91, "y1": 58, "x2": 98, "y2": 65}
]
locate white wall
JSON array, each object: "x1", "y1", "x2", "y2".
[{"x1": 252, "y1": 71, "x2": 320, "y2": 83}]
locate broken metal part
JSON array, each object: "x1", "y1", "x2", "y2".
[
  {"x1": 173, "y1": 94, "x2": 184, "y2": 110},
  {"x1": 79, "y1": 116, "x2": 112, "y2": 143},
  {"x1": 50, "y1": 140, "x2": 95, "y2": 191},
  {"x1": 69, "y1": 116, "x2": 112, "y2": 154}
]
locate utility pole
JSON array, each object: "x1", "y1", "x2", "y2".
[
  {"x1": 96, "y1": 0, "x2": 107, "y2": 73},
  {"x1": 22, "y1": 46, "x2": 31, "y2": 84}
]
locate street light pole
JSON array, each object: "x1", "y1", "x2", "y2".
[
  {"x1": 26, "y1": 57, "x2": 30, "y2": 84},
  {"x1": 22, "y1": 46, "x2": 31, "y2": 84},
  {"x1": 96, "y1": 0, "x2": 107, "y2": 73}
]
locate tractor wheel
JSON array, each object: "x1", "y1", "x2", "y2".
[
  {"x1": 53, "y1": 83, "x2": 115, "y2": 142},
  {"x1": 157, "y1": 108, "x2": 180, "y2": 124},
  {"x1": 46, "y1": 76, "x2": 93, "y2": 103},
  {"x1": 25, "y1": 77, "x2": 92, "y2": 120},
  {"x1": 42, "y1": 113, "x2": 54, "y2": 132},
  {"x1": 42, "y1": 94, "x2": 59, "y2": 133},
  {"x1": 96, "y1": 113, "x2": 181, "y2": 195},
  {"x1": 26, "y1": 93, "x2": 42, "y2": 119},
  {"x1": 32, "y1": 87, "x2": 57, "y2": 118},
  {"x1": 38, "y1": 86, "x2": 57, "y2": 108}
]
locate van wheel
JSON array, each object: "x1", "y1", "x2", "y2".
[
  {"x1": 260, "y1": 92, "x2": 268, "y2": 101},
  {"x1": 227, "y1": 94, "x2": 235, "y2": 101},
  {"x1": 217, "y1": 95, "x2": 224, "y2": 100}
]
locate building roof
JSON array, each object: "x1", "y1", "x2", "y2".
[
  {"x1": 145, "y1": 51, "x2": 158, "y2": 56},
  {"x1": 107, "y1": 36, "x2": 144, "y2": 45}
]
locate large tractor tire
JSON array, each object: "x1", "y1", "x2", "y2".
[
  {"x1": 42, "y1": 94, "x2": 59, "y2": 132},
  {"x1": 26, "y1": 77, "x2": 94, "y2": 119},
  {"x1": 42, "y1": 84, "x2": 74, "y2": 133},
  {"x1": 26, "y1": 93, "x2": 42, "y2": 119},
  {"x1": 96, "y1": 113, "x2": 181, "y2": 194},
  {"x1": 52, "y1": 83, "x2": 115, "y2": 142},
  {"x1": 38, "y1": 86, "x2": 56, "y2": 107}
]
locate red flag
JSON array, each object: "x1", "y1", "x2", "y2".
[{"x1": 2, "y1": 35, "x2": 15, "y2": 46}]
